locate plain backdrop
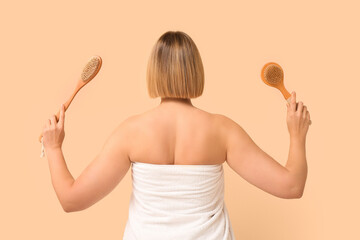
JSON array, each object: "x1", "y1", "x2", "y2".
[{"x1": 1, "y1": 0, "x2": 359, "y2": 239}]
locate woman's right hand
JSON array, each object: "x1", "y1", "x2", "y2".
[{"x1": 286, "y1": 91, "x2": 311, "y2": 140}]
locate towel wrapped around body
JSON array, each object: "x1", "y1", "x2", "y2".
[{"x1": 123, "y1": 161, "x2": 235, "y2": 240}]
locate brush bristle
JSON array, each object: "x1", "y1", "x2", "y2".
[
  {"x1": 81, "y1": 56, "x2": 101, "y2": 81},
  {"x1": 264, "y1": 64, "x2": 283, "y2": 86}
]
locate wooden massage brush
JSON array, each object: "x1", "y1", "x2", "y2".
[
  {"x1": 260, "y1": 62, "x2": 312, "y2": 125},
  {"x1": 39, "y1": 55, "x2": 102, "y2": 157}
]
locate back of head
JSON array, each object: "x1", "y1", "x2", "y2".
[{"x1": 146, "y1": 31, "x2": 204, "y2": 99}]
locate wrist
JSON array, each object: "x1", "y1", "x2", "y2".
[
  {"x1": 290, "y1": 135, "x2": 306, "y2": 144},
  {"x1": 46, "y1": 146, "x2": 63, "y2": 155}
]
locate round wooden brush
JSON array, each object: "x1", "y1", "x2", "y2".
[
  {"x1": 261, "y1": 62, "x2": 312, "y2": 125},
  {"x1": 39, "y1": 55, "x2": 102, "y2": 157}
]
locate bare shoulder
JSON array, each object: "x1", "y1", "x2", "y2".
[
  {"x1": 213, "y1": 113, "x2": 241, "y2": 127},
  {"x1": 109, "y1": 113, "x2": 143, "y2": 142},
  {"x1": 116, "y1": 113, "x2": 142, "y2": 131},
  {"x1": 212, "y1": 113, "x2": 243, "y2": 138},
  {"x1": 212, "y1": 113, "x2": 252, "y2": 160}
]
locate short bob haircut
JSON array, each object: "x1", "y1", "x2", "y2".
[{"x1": 146, "y1": 31, "x2": 204, "y2": 99}]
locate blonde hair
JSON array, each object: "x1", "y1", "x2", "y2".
[{"x1": 146, "y1": 31, "x2": 204, "y2": 99}]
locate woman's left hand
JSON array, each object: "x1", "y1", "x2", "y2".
[{"x1": 42, "y1": 104, "x2": 66, "y2": 150}]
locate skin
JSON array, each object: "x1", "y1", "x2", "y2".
[{"x1": 42, "y1": 92, "x2": 310, "y2": 212}]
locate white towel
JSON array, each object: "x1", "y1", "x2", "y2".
[{"x1": 123, "y1": 162, "x2": 235, "y2": 240}]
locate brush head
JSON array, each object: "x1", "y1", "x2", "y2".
[
  {"x1": 261, "y1": 62, "x2": 284, "y2": 87},
  {"x1": 261, "y1": 62, "x2": 292, "y2": 101},
  {"x1": 81, "y1": 55, "x2": 102, "y2": 82}
]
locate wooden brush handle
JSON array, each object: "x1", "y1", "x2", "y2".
[{"x1": 38, "y1": 82, "x2": 83, "y2": 143}]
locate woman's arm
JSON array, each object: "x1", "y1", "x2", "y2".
[
  {"x1": 66, "y1": 121, "x2": 131, "y2": 212},
  {"x1": 284, "y1": 91, "x2": 310, "y2": 197},
  {"x1": 222, "y1": 115, "x2": 299, "y2": 199},
  {"x1": 46, "y1": 119, "x2": 131, "y2": 212},
  {"x1": 222, "y1": 91, "x2": 310, "y2": 199},
  {"x1": 46, "y1": 148, "x2": 75, "y2": 211},
  {"x1": 285, "y1": 137, "x2": 307, "y2": 198}
]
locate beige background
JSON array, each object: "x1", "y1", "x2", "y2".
[{"x1": 1, "y1": 0, "x2": 359, "y2": 239}]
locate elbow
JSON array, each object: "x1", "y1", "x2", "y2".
[
  {"x1": 289, "y1": 184, "x2": 304, "y2": 199},
  {"x1": 63, "y1": 204, "x2": 80, "y2": 213},
  {"x1": 61, "y1": 201, "x2": 71, "y2": 213},
  {"x1": 62, "y1": 201, "x2": 74, "y2": 213},
  {"x1": 62, "y1": 200, "x2": 88, "y2": 213},
  {"x1": 286, "y1": 173, "x2": 306, "y2": 199},
  {"x1": 295, "y1": 187, "x2": 305, "y2": 198},
  {"x1": 63, "y1": 206, "x2": 72, "y2": 213},
  {"x1": 63, "y1": 202, "x2": 84, "y2": 213},
  {"x1": 280, "y1": 188, "x2": 303, "y2": 199},
  {"x1": 292, "y1": 190, "x2": 304, "y2": 199},
  {"x1": 61, "y1": 198, "x2": 79, "y2": 213},
  {"x1": 61, "y1": 189, "x2": 83, "y2": 212}
]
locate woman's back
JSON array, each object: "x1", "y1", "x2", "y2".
[
  {"x1": 127, "y1": 102, "x2": 226, "y2": 165},
  {"x1": 122, "y1": 102, "x2": 235, "y2": 239}
]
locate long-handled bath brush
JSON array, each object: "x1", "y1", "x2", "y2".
[
  {"x1": 260, "y1": 62, "x2": 312, "y2": 125},
  {"x1": 39, "y1": 55, "x2": 102, "y2": 157}
]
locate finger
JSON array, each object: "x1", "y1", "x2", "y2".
[
  {"x1": 58, "y1": 104, "x2": 65, "y2": 127},
  {"x1": 50, "y1": 114, "x2": 57, "y2": 126},
  {"x1": 46, "y1": 119, "x2": 51, "y2": 128},
  {"x1": 297, "y1": 101, "x2": 304, "y2": 114},
  {"x1": 290, "y1": 91, "x2": 296, "y2": 112},
  {"x1": 302, "y1": 106, "x2": 307, "y2": 118}
]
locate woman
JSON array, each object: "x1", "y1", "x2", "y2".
[{"x1": 42, "y1": 31, "x2": 311, "y2": 239}]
